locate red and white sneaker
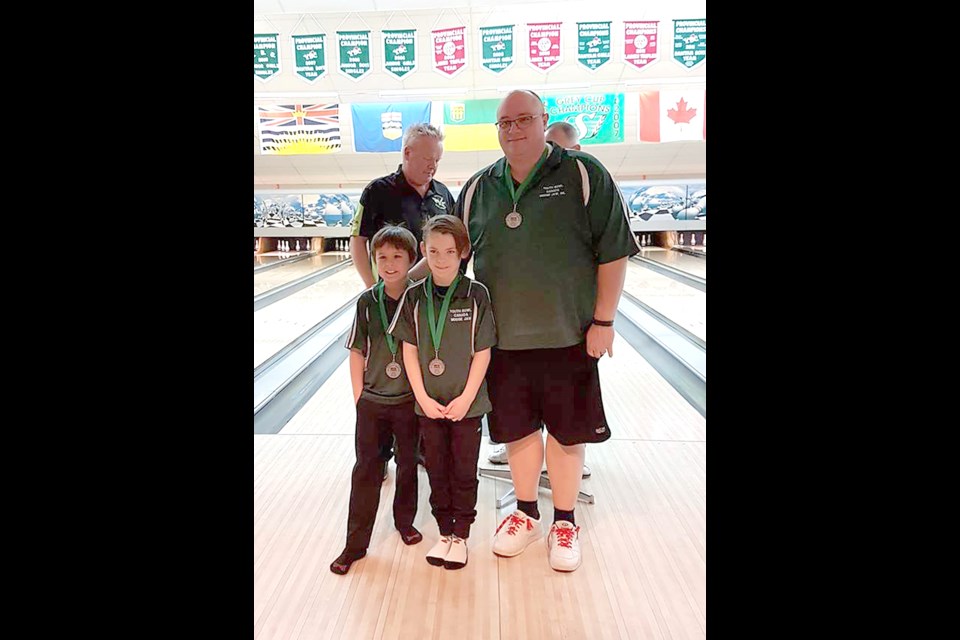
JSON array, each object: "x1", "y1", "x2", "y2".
[
  {"x1": 546, "y1": 521, "x2": 582, "y2": 572},
  {"x1": 492, "y1": 510, "x2": 543, "y2": 557}
]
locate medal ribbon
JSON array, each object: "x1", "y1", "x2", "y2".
[
  {"x1": 374, "y1": 281, "x2": 398, "y2": 357},
  {"x1": 504, "y1": 145, "x2": 550, "y2": 210},
  {"x1": 425, "y1": 273, "x2": 461, "y2": 359}
]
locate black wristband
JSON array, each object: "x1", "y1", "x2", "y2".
[{"x1": 592, "y1": 318, "x2": 614, "y2": 327}]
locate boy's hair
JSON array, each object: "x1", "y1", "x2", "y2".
[
  {"x1": 422, "y1": 214, "x2": 471, "y2": 256},
  {"x1": 371, "y1": 224, "x2": 418, "y2": 263}
]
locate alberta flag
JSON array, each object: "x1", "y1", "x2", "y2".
[
  {"x1": 638, "y1": 90, "x2": 706, "y2": 142},
  {"x1": 351, "y1": 102, "x2": 431, "y2": 152}
]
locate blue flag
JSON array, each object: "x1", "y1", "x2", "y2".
[{"x1": 351, "y1": 102, "x2": 431, "y2": 152}]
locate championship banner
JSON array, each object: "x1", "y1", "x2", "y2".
[
  {"x1": 673, "y1": 19, "x2": 706, "y2": 69},
  {"x1": 479, "y1": 25, "x2": 515, "y2": 74},
  {"x1": 254, "y1": 34, "x2": 280, "y2": 82},
  {"x1": 383, "y1": 29, "x2": 416, "y2": 79},
  {"x1": 577, "y1": 22, "x2": 610, "y2": 71},
  {"x1": 292, "y1": 34, "x2": 326, "y2": 82},
  {"x1": 337, "y1": 30, "x2": 372, "y2": 81},
  {"x1": 623, "y1": 21, "x2": 659, "y2": 71},
  {"x1": 442, "y1": 99, "x2": 500, "y2": 151},
  {"x1": 432, "y1": 26, "x2": 467, "y2": 78},
  {"x1": 351, "y1": 102, "x2": 431, "y2": 152},
  {"x1": 257, "y1": 103, "x2": 342, "y2": 155},
  {"x1": 543, "y1": 93, "x2": 624, "y2": 145},
  {"x1": 638, "y1": 90, "x2": 706, "y2": 142},
  {"x1": 527, "y1": 22, "x2": 561, "y2": 72}
]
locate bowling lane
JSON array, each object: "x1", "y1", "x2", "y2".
[
  {"x1": 623, "y1": 259, "x2": 705, "y2": 342},
  {"x1": 639, "y1": 246, "x2": 706, "y2": 279},
  {"x1": 254, "y1": 252, "x2": 311, "y2": 268},
  {"x1": 254, "y1": 264, "x2": 366, "y2": 368},
  {"x1": 254, "y1": 252, "x2": 351, "y2": 296}
]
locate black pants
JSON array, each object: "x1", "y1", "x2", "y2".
[
  {"x1": 344, "y1": 398, "x2": 419, "y2": 553},
  {"x1": 418, "y1": 415, "x2": 482, "y2": 539}
]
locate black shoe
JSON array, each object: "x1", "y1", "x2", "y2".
[
  {"x1": 330, "y1": 549, "x2": 367, "y2": 575},
  {"x1": 399, "y1": 526, "x2": 423, "y2": 545}
]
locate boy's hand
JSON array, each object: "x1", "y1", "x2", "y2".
[
  {"x1": 420, "y1": 397, "x2": 447, "y2": 420},
  {"x1": 443, "y1": 395, "x2": 472, "y2": 422}
]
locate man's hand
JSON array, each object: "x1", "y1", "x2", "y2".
[{"x1": 585, "y1": 323, "x2": 615, "y2": 359}]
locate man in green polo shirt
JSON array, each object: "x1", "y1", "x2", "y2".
[{"x1": 455, "y1": 89, "x2": 639, "y2": 572}]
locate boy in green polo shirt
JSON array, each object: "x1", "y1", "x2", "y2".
[
  {"x1": 388, "y1": 214, "x2": 497, "y2": 570},
  {"x1": 330, "y1": 225, "x2": 424, "y2": 576}
]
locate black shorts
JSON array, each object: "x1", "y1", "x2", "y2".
[{"x1": 486, "y1": 343, "x2": 611, "y2": 446}]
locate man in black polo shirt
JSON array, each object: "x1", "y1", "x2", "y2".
[
  {"x1": 349, "y1": 123, "x2": 456, "y2": 286},
  {"x1": 349, "y1": 123, "x2": 456, "y2": 474}
]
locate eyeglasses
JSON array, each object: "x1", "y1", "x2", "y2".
[{"x1": 494, "y1": 113, "x2": 544, "y2": 131}]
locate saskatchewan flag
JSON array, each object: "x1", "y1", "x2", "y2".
[{"x1": 441, "y1": 99, "x2": 501, "y2": 151}]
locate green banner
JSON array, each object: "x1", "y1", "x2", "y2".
[
  {"x1": 254, "y1": 33, "x2": 280, "y2": 82},
  {"x1": 673, "y1": 19, "x2": 706, "y2": 69},
  {"x1": 543, "y1": 93, "x2": 624, "y2": 145},
  {"x1": 479, "y1": 25, "x2": 514, "y2": 74},
  {"x1": 383, "y1": 29, "x2": 416, "y2": 78},
  {"x1": 292, "y1": 34, "x2": 326, "y2": 82},
  {"x1": 577, "y1": 22, "x2": 610, "y2": 71},
  {"x1": 337, "y1": 30, "x2": 372, "y2": 81}
]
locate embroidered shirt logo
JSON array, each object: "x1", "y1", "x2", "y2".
[
  {"x1": 449, "y1": 308, "x2": 473, "y2": 323},
  {"x1": 539, "y1": 183, "x2": 566, "y2": 198},
  {"x1": 595, "y1": 425, "x2": 607, "y2": 434},
  {"x1": 432, "y1": 195, "x2": 447, "y2": 210}
]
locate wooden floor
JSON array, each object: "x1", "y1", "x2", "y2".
[{"x1": 254, "y1": 333, "x2": 706, "y2": 640}]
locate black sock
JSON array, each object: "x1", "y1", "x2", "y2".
[
  {"x1": 554, "y1": 508, "x2": 575, "y2": 526},
  {"x1": 517, "y1": 499, "x2": 540, "y2": 520}
]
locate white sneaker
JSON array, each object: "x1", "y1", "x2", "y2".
[
  {"x1": 488, "y1": 444, "x2": 508, "y2": 464},
  {"x1": 492, "y1": 510, "x2": 543, "y2": 557},
  {"x1": 443, "y1": 535, "x2": 468, "y2": 570},
  {"x1": 546, "y1": 521, "x2": 582, "y2": 572},
  {"x1": 426, "y1": 535, "x2": 452, "y2": 566}
]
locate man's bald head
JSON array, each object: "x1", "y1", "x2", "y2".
[
  {"x1": 496, "y1": 90, "x2": 549, "y2": 163},
  {"x1": 545, "y1": 121, "x2": 581, "y2": 151}
]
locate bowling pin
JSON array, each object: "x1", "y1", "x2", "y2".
[{"x1": 679, "y1": 233, "x2": 685, "y2": 245}]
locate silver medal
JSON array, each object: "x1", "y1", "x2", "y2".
[
  {"x1": 504, "y1": 210, "x2": 522, "y2": 229},
  {"x1": 428, "y1": 358, "x2": 445, "y2": 376},
  {"x1": 385, "y1": 361, "x2": 402, "y2": 379}
]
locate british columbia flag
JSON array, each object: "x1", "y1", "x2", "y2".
[{"x1": 257, "y1": 103, "x2": 342, "y2": 155}]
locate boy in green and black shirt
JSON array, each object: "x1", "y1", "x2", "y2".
[
  {"x1": 389, "y1": 214, "x2": 496, "y2": 571},
  {"x1": 330, "y1": 225, "x2": 424, "y2": 576}
]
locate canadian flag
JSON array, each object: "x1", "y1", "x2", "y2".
[{"x1": 638, "y1": 89, "x2": 706, "y2": 142}]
